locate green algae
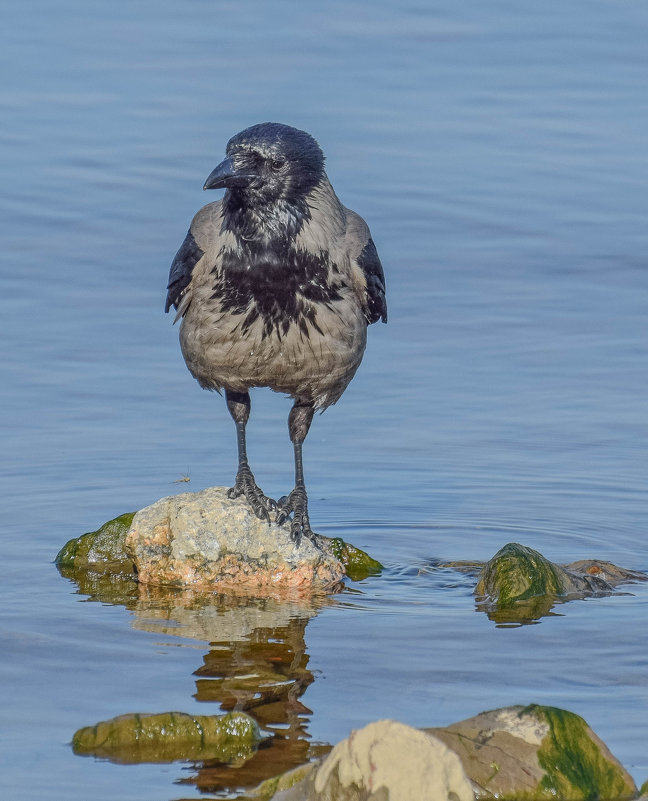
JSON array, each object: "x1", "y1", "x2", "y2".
[
  {"x1": 325, "y1": 537, "x2": 383, "y2": 581},
  {"x1": 524, "y1": 705, "x2": 636, "y2": 801},
  {"x1": 55, "y1": 512, "x2": 136, "y2": 575},
  {"x1": 72, "y1": 710, "x2": 261, "y2": 764},
  {"x1": 475, "y1": 543, "x2": 571, "y2": 623},
  {"x1": 471, "y1": 543, "x2": 647, "y2": 624},
  {"x1": 247, "y1": 762, "x2": 316, "y2": 800},
  {"x1": 476, "y1": 543, "x2": 566, "y2": 606}
]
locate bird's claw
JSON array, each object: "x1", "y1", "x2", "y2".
[
  {"x1": 228, "y1": 468, "x2": 276, "y2": 522},
  {"x1": 276, "y1": 487, "x2": 320, "y2": 547}
]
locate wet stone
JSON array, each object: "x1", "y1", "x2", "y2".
[
  {"x1": 470, "y1": 542, "x2": 647, "y2": 624},
  {"x1": 249, "y1": 719, "x2": 473, "y2": 801},
  {"x1": 72, "y1": 710, "x2": 261, "y2": 764},
  {"x1": 55, "y1": 487, "x2": 383, "y2": 595},
  {"x1": 55, "y1": 512, "x2": 136, "y2": 576},
  {"x1": 427, "y1": 705, "x2": 637, "y2": 801},
  {"x1": 250, "y1": 706, "x2": 637, "y2": 801},
  {"x1": 124, "y1": 487, "x2": 344, "y2": 592}
]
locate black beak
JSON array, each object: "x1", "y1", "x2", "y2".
[{"x1": 203, "y1": 157, "x2": 253, "y2": 190}]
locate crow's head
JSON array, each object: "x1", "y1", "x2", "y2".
[{"x1": 204, "y1": 123, "x2": 325, "y2": 208}]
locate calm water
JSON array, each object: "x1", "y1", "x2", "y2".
[{"x1": 2, "y1": 0, "x2": 648, "y2": 797}]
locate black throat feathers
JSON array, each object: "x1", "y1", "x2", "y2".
[{"x1": 214, "y1": 193, "x2": 346, "y2": 339}]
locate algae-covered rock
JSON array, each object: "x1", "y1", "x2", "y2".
[
  {"x1": 426, "y1": 704, "x2": 637, "y2": 801},
  {"x1": 72, "y1": 710, "x2": 260, "y2": 764},
  {"x1": 473, "y1": 542, "x2": 643, "y2": 624},
  {"x1": 532, "y1": 705, "x2": 636, "y2": 801},
  {"x1": 55, "y1": 512, "x2": 136, "y2": 575},
  {"x1": 325, "y1": 537, "x2": 383, "y2": 581},
  {"x1": 476, "y1": 543, "x2": 567, "y2": 602},
  {"x1": 475, "y1": 542, "x2": 567, "y2": 623},
  {"x1": 249, "y1": 762, "x2": 317, "y2": 801},
  {"x1": 56, "y1": 489, "x2": 382, "y2": 594}
]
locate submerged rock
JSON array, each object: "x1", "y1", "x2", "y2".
[
  {"x1": 250, "y1": 706, "x2": 637, "y2": 801},
  {"x1": 471, "y1": 542, "x2": 646, "y2": 624},
  {"x1": 55, "y1": 487, "x2": 382, "y2": 595},
  {"x1": 72, "y1": 710, "x2": 260, "y2": 765},
  {"x1": 475, "y1": 543, "x2": 620, "y2": 601}
]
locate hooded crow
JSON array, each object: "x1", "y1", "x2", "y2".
[{"x1": 166, "y1": 122, "x2": 387, "y2": 544}]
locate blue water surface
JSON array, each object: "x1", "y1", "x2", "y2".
[{"x1": 2, "y1": 1, "x2": 648, "y2": 798}]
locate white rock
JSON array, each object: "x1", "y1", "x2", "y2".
[
  {"x1": 124, "y1": 487, "x2": 345, "y2": 594},
  {"x1": 313, "y1": 719, "x2": 473, "y2": 801}
]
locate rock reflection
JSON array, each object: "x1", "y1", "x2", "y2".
[{"x1": 58, "y1": 568, "x2": 333, "y2": 794}]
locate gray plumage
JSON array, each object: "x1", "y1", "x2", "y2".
[{"x1": 166, "y1": 122, "x2": 386, "y2": 543}]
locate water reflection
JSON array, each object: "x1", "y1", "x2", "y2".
[
  {"x1": 59, "y1": 569, "x2": 333, "y2": 794},
  {"x1": 188, "y1": 613, "x2": 327, "y2": 794}
]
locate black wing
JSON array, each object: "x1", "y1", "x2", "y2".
[
  {"x1": 165, "y1": 230, "x2": 204, "y2": 313},
  {"x1": 357, "y1": 237, "x2": 387, "y2": 324}
]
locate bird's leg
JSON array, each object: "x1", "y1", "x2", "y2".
[
  {"x1": 225, "y1": 390, "x2": 276, "y2": 521},
  {"x1": 276, "y1": 402, "x2": 319, "y2": 545}
]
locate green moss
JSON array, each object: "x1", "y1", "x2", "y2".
[
  {"x1": 55, "y1": 512, "x2": 136, "y2": 575},
  {"x1": 476, "y1": 543, "x2": 565, "y2": 607},
  {"x1": 639, "y1": 779, "x2": 648, "y2": 797},
  {"x1": 325, "y1": 537, "x2": 382, "y2": 581},
  {"x1": 249, "y1": 762, "x2": 315, "y2": 800},
  {"x1": 524, "y1": 705, "x2": 636, "y2": 801},
  {"x1": 72, "y1": 710, "x2": 261, "y2": 764}
]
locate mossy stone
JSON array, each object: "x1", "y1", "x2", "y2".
[
  {"x1": 476, "y1": 542, "x2": 566, "y2": 606},
  {"x1": 248, "y1": 762, "x2": 316, "y2": 800},
  {"x1": 72, "y1": 710, "x2": 261, "y2": 764},
  {"x1": 325, "y1": 537, "x2": 383, "y2": 581},
  {"x1": 56, "y1": 507, "x2": 383, "y2": 586},
  {"x1": 55, "y1": 512, "x2": 136, "y2": 575},
  {"x1": 525, "y1": 705, "x2": 637, "y2": 801}
]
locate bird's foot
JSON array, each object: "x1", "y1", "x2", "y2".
[
  {"x1": 228, "y1": 467, "x2": 276, "y2": 523},
  {"x1": 276, "y1": 487, "x2": 320, "y2": 547}
]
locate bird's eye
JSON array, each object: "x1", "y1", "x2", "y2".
[{"x1": 270, "y1": 159, "x2": 285, "y2": 172}]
